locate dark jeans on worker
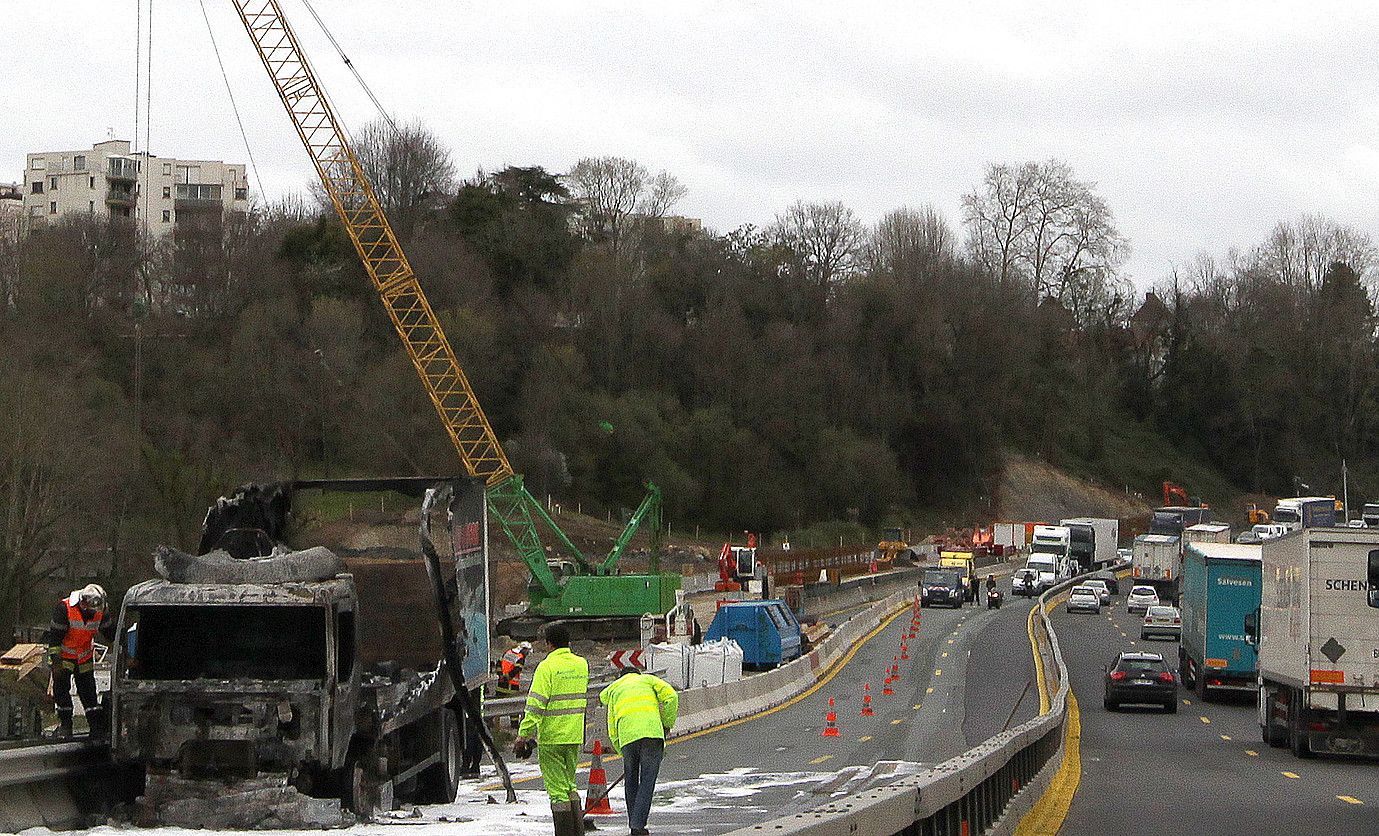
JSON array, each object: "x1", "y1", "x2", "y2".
[
  {"x1": 622, "y1": 737, "x2": 665, "y2": 831},
  {"x1": 51, "y1": 666, "x2": 99, "y2": 716}
]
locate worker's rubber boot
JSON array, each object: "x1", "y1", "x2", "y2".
[
  {"x1": 551, "y1": 802, "x2": 579, "y2": 836},
  {"x1": 56, "y1": 710, "x2": 73, "y2": 740},
  {"x1": 569, "y1": 794, "x2": 597, "y2": 831},
  {"x1": 87, "y1": 707, "x2": 110, "y2": 741}
]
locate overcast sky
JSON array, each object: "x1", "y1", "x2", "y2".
[{"x1": 7, "y1": 1, "x2": 1379, "y2": 288}]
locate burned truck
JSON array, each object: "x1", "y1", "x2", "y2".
[{"x1": 108, "y1": 478, "x2": 511, "y2": 825}]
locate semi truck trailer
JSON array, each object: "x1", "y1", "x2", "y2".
[
  {"x1": 1179, "y1": 542, "x2": 1261, "y2": 698},
  {"x1": 1131, "y1": 534, "x2": 1181, "y2": 599},
  {"x1": 1257, "y1": 527, "x2": 1379, "y2": 758},
  {"x1": 1061, "y1": 517, "x2": 1119, "y2": 573}
]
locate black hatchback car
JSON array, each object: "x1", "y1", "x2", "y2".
[
  {"x1": 919, "y1": 568, "x2": 966, "y2": 608},
  {"x1": 1103, "y1": 651, "x2": 1177, "y2": 712}
]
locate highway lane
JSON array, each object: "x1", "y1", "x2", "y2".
[
  {"x1": 609, "y1": 593, "x2": 1039, "y2": 834},
  {"x1": 1055, "y1": 597, "x2": 1378, "y2": 835}
]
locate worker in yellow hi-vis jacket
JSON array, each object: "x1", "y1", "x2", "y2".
[
  {"x1": 515, "y1": 623, "x2": 589, "y2": 836},
  {"x1": 599, "y1": 670, "x2": 679, "y2": 836}
]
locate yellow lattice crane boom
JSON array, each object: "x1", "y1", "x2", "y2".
[{"x1": 229, "y1": 0, "x2": 679, "y2": 634}]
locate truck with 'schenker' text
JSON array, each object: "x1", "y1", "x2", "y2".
[{"x1": 1256, "y1": 526, "x2": 1379, "y2": 759}]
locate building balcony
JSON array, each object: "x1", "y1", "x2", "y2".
[
  {"x1": 105, "y1": 189, "x2": 135, "y2": 206},
  {"x1": 174, "y1": 183, "x2": 222, "y2": 207},
  {"x1": 107, "y1": 158, "x2": 139, "y2": 181}
]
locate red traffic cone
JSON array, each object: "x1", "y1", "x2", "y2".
[
  {"x1": 882, "y1": 669, "x2": 894, "y2": 695},
  {"x1": 900, "y1": 642, "x2": 909, "y2": 660},
  {"x1": 822, "y1": 697, "x2": 840, "y2": 736},
  {"x1": 585, "y1": 740, "x2": 615, "y2": 815},
  {"x1": 861, "y1": 683, "x2": 875, "y2": 716}
]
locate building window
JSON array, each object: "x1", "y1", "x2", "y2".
[
  {"x1": 30, "y1": 181, "x2": 42, "y2": 195},
  {"x1": 235, "y1": 187, "x2": 248, "y2": 201},
  {"x1": 74, "y1": 155, "x2": 86, "y2": 172},
  {"x1": 89, "y1": 176, "x2": 95, "y2": 189},
  {"x1": 49, "y1": 202, "x2": 57, "y2": 215},
  {"x1": 163, "y1": 163, "x2": 172, "y2": 176},
  {"x1": 49, "y1": 176, "x2": 58, "y2": 191},
  {"x1": 28, "y1": 206, "x2": 43, "y2": 218},
  {"x1": 29, "y1": 157, "x2": 45, "y2": 170},
  {"x1": 162, "y1": 210, "x2": 171, "y2": 223},
  {"x1": 162, "y1": 186, "x2": 171, "y2": 199},
  {"x1": 89, "y1": 201, "x2": 95, "y2": 213}
]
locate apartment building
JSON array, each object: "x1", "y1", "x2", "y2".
[
  {"x1": 21, "y1": 139, "x2": 249, "y2": 234},
  {"x1": 0, "y1": 182, "x2": 21, "y2": 244}
]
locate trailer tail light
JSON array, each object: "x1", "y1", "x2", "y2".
[
  {"x1": 1158, "y1": 672, "x2": 1175, "y2": 684},
  {"x1": 1308, "y1": 721, "x2": 1330, "y2": 732},
  {"x1": 1172, "y1": 617, "x2": 1181, "y2": 624},
  {"x1": 1209, "y1": 679, "x2": 1223, "y2": 687},
  {"x1": 1311, "y1": 669, "x2": 1345, "y2": 684},
  {"x1": 1110, "y1": 670, "x2": 1127, "y2": 681}
]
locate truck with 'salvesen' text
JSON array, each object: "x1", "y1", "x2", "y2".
[{"x1": 1179, "y1": 542, "x2": 1261, "y2": 698}]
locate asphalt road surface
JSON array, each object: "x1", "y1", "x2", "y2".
[
  {"x1": 603, "y1": 592, "x2": 1039, "y2": 834},
  {"x1": 1055, "y1": 596, "x2": 1378, "y2": 835}
]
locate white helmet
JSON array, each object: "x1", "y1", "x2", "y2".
[
  {"x1": 518, "y1": 641, "x2": 533, "y2": 652},
  {"x1": 78, "y1": 583, "x2": 107, "y2": 610}
]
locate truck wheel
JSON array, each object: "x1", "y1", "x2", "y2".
[
  {"x1": 1261, "y1": 690, "x2": 1286, "y2": 748},
  {"x1": 1286, "y1": 691, "x2": 1315, "y2": 759},
  {"x1": 415, "y1": 707, "x2": 461, "y2": 804}
]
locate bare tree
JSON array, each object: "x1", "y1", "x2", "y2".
[
  {"x1": 565, "y1": 156, "x2": 686, "y2": 257},
  {"x1": 961, "y1": 159, "x2": 1128, "y2": 321},
  {"x1": 319, "y1": 118, "x2": 456, "y2": 239},
  {"x1": 769, "y1": 200, "x2": 866, "y2": 291},
  {"x1": 865, "y1": 205, "x2": 955, "y2": 280},
  {"x1": 1249, "y1": 214, "x2": 1376, "y2": 291}
]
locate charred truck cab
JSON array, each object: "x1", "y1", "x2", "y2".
[{"x1": 109, "y1": 479, "x2": 507, "y2": 823}]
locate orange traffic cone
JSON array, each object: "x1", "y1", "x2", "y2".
[
  {"x1": 900, "y1": 642, "x2": 909, "y2": 660},
  {"x1": 861, "y1": 683, "x2": 875, "y2": 716},
  {"x1": 882, "y1": 668, "x2": 894, "y2": 695},
  {"x1": 822, "y1": 697, "x2": 840, "y2": 736},
  {"x1": 585, "y1": 740, "x2": 614, "y2": 815}
]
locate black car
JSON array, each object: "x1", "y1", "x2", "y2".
[
  {"x1": 1103, "y1": 651, "x2": 1177, "y2": 712},
  {"x1": 919, "y1": 569, "x2": 966, "y2": 608}
]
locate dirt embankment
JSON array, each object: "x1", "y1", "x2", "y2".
[{"x1": 995, "y1": 453, "x2": 1153, "y2": 524}]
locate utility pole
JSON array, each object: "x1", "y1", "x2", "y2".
[{"x1": 1343, "y1": 459, "x2": 1350, "y2": 522}]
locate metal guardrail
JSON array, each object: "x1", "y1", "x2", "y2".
[
  {"x1": 0, "y1": 739, "x2": 105, "y2": 789},
  {"x1": 723, "y1": 572, "x2": 1083, "y2": 836}
]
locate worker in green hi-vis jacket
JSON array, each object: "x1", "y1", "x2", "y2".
[{"x1": 515, "y1": 623, "x2": 590, "y2": 836}]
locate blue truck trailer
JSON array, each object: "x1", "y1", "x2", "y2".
[
  {"x1": 1179, "y1": 541, "x2": 1262, "y2": 699},
  {"x1": 704, "y1": 600, "x2": 802, "y2": 669}
]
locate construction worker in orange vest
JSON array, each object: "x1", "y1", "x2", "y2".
[
  {"x1": 495, "y1": 641, "x2": 532, "y2": 696},
  {"x1": 46, "y1": 584, "x2": 113, "y2": 739}
]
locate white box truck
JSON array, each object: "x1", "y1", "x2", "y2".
[
  {"x1": 993, "y1": 522, "x2": 1027, "y2": 551},
  {"x1": 1257, "y1": 527, "x2": 1379, "y2": 758},
  {"x1": 1061, "y1": 517, "x2": 1119, "y2": 572},
  {"x1": 1132, "y1": 533, "x2": 1181, "y2": 598},
  {"x1": 1183, "y1": 522, "x2": 1232, "y2": 547}
]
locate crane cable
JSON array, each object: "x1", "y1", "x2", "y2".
[
  {"x1": 132, "y1": 0, "x2": 142, "y2": 152},
  {"x1": 197, "y1": 0, "x2": 267, "y2": 201},
  {"x1": 297, "y1": 0, "x2": 401, "y2": 135},
  {"x1": 140, "y1": 0, "x2": 154, "y2": 229}
]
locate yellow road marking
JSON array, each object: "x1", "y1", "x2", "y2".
[
  {"x1": 942, "y1": 652, "x2": 949, "y2": 658},
  {"x1": 810, "y1": 755, "x2": 834, "y2": 765},
  {"x1": 890, "y1": 718, "x2": 904, "y2": 725},
  {"x1": 1200, "y1": 716, "x2": 1211, "y2": 725},
  {"x1": 1028, "y1": 599, "x2": 1050, "y2": 714},
  {"x1": 913, "y1": 704, "x2": 922, "y2": 710},
  {"x1": 490, "y1": 599, "x2": 912, "y2": 789},
  {"x1": 858, "y1": 735, "x2": 872, "y2": 742},
  {"x1": 1183, "y1": 699, "x2": 1192, "y2": 705},
  {"x1": 1245, "y1": 750, "x2": 1258, "y2": 756},
  {"x1": 1338, "y1": 796, "x2": 1364, "y2": 805},
  {"x1": 947, "y1": 639, "x2": 955, "y2": 644},
  {"x1": 1220, "y1": 735, "x2": 1231, "y2": 741},
  {"x1": 1015, "y1": 689, "x2": 1081, "y2": 835},
  {"x1": 1282, "y1": 771, "x2": 1300, "y2": 779},
  {"x1": 926, "y1": 687, "x2": 934, "y2": 694},
  {"x1": 934, "y1": 669, "x2": 943, "y2": 676}
]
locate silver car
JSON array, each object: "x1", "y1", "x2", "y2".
[
  {"x1": 1066, "y1": 585, "x2": 1102, "y2": 614},
  {"x1": 1141, "y1": 605, "x2": 1181, "y2": 640},
  {"x1": 1127, "y1": 585, "x2": 1159, "y2": 615},
  {"x1": 1083, "y1": 579, "x2": 1111, "y2": 605}
]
